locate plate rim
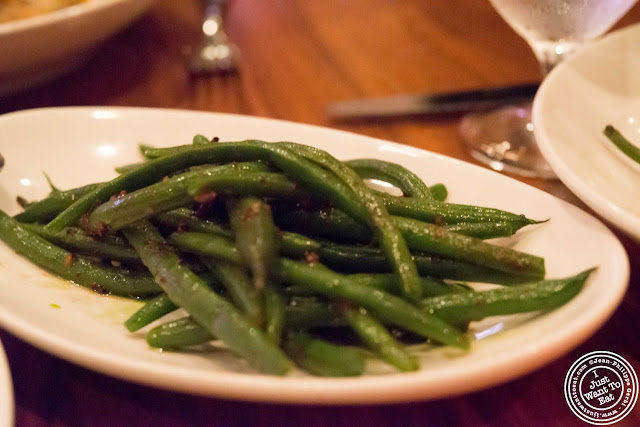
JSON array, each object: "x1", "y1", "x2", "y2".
[{"x1": 0, "y1": 106, "x2": 630, "y2": 404}]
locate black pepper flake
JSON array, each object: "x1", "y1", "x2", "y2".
[{"x1": 91, "y1": 283, "x2": 108, "y2": 295}]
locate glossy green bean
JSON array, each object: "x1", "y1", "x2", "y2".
[
  {"x1": 346, "y1": 273, "x2": 472, "y2": 297},
  {"x1": 168, "y1": 232, "x2": 240, "y2": 264},
  {"x1": 115, "y1": 162, "x2": 146, "y2": 174},
  {"x1": 275, "y1": 207, "x2": 520, "y2": 242},
  {"x1": 22, "y1": 223, "x2": 140, "y2": 263},
  {"x1": 147, "y1": 316, "x2": 214, "y2": 348},
  {"x1": 264, "y1": 287, "x2": 286, "y2": 344},
  {"x1": 154, "y1": 208, "x2": 232, "y2": 238},
  {"x1": 428, "y1": 183, "x2": 448, "y2": 201},
  {"x1": 228, "y1": 197, "x2": 280, "y2": 290},
  {"x1": 126, "y1": 290, "x2": 337, "y2": 336},
  {"x1": 283, "y1": 330, "x2": 365, "y2": 377},
  {"x1": 125, "y1": 293, "x2": 178, "y2": 332},
  {"x1": 278, "y1": 259, "x2": 469, "y2": 349},
  {"x1": 47, "y1": 141, "x2": 364, "y2": 233},
  {"x1": 340, "y1": 304, "x2": 418, "y2": 372},
  {"x1": 346, "y1": 158, "x2": 434, "y2": 199},
  {"x1": 382, "y1": 196, "x2": 540, "y2": 227},
  {"x1": 14, "y1": 182, "x2": 101, "y2": 224},
  {"x1": 604, "y1": 125, "x2": 640, "y2": 164},
  {"x1": 0, "y1": 211, "x2": 160, "y2": 297},
  {"x1": 399, "y1": 216, "x2": 545, "y2": 279},
  {"x1": 284, "y1": 298, "x2": 345, "y2": 328},
  {"x1": 277, "y1": 142, "x2": 423, "y2": 303},
  {"x1": 192, "y1": 134, "x2": 210, "y2": 145},
  {"x1": 277, "y1": 231, "x2": 535, "y2": 284},
  {"x1": 123, "y1": 220, "x2": 291, "y2": 375},
  {"x1": 202, "y1": 258, "x2": 265, "y2": 327},
  {"x1": 87, "y1": 163, "x2": 271, "y2": 232},
  {"x1": 421, "y1": 269, "x2": 594, "y2": 323}
]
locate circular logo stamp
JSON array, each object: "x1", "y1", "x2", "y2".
[{"x1": 564, "y1": 351, "x2": 638, "y2": 425}]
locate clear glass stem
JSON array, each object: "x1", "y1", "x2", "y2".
[{"x1": 529, "y1": 40, "x2": 583, "y2": 78}]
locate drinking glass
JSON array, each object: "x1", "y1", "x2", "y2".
[{"x1": 459, "y1": 0, "x2": 638, "y2": 178}]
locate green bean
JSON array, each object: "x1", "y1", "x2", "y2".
[
  {"x1": 123, "y1": 221, "x2": 291, "y2": 375},
  {"x1": 168, "y1": 232, "x2": 240, "y2": 264},
  {"x1": 202, "y1": 259, "x2": 265, "y2": 327},
  {"x1": 421, "y1": 269, "x2": 595, "y2": 323},
  {"x1": 22, "y1": 223, "x2": 140, "y2": 263},
  {"x1": 278, "y1": 142, "x2": 423, "y2": 303},
  {"x1": 264, "y1": 287, "x2": 286, "y2": 344},
  {"x1": 275, "y1": 207, "x2": 520, "y2": 242},
  {"x1": 14, "y1": 182, "x2": 102, "y2": 223},
  {"x1": 603, "y1": 125, "x2": 640, "y2": 164},
  {"x1": 229, "y1": 197, "x2": 284, "y2": 343},
  {"x1": 382, "y1": 196, "x2": 540, "y2": 227},
  {"x1": 399, "y1": 216, "x2": 545, "y2": 279},
  {"x1": 87, "y1": 163, "x2": 271, "y2": 232},
  {"x1": 168, "y1": 230, "x2": 517, "y2": 287},
  {"x1": 340, "y1": 304, "x2": 418, "y2": 372},
  {"x1": 48, "y1": 140, "x2": 371, "y2": 233},
  {"x1": 278, "y1": 259, "x2": 469, "y2": 349},
  {"x1": 147, "y1": 316, "x2": 214, "y2": 349},
  {"x1": 441, "y1": 222, "x2": 515, "y2": 239},
  {"x1": 125, "y1": 293, "x2": 178, "y2": 332},
  {"x1": 277, "y1": 231, "x2": 534, "y2": 284},
  {"x1": 115, "y1": 162, "x2": 146, "y2": 174},
  {"x1": 346, "y1": 158, "x2": 434, "y2": 199},
  {"x1": 345, "y1": 273, "x2": 472, "y2": 297},
  {"x1": 228, "y1": 197, "x2": 280, "y2": 290},
  {"x1": 154, "y1": 208, "x2": 232, "y2": 238},
  {"x1": 283, "y1": 330, "x2": 365, "y2": 377},
  {"x1": 126, "y1": 289, "x2": 331, "y2": 335},
  {"x1": 167, "y1": 226, "x2": 529, "y2": 286},
  {"x1": 134, "y1": 142, "x2": 539, "y2": 225},
  {"x1": 0, "y1": 211, "x2": 161, "y2": 297},
  {"x1": 284, "y1": 298, "x2": 345, "y2": 328},
  {"x1": 192, "y1": 134, "x2": 210, "y2": 145},
  {"x1": 139, "y1": 143, "x2": 159, "y2": 158},
  {"x1": 16, "y1": 196, "x2": 31, "y2": 209},
  {"x1": 428, "y1": 183, "x2": 448, "y2": 201},
  {"x1": 274, "y1": 206, "x2": 371, "y2": 243}
]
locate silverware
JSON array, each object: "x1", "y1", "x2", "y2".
[
  {"x1": 188, "y1": 0, "x2": 239, "y2": 75},
  {"x1": 326, "y1": 83, "x2": 539, "y2": 121}
]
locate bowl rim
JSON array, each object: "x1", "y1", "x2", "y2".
[{"x1": 0, "y1": 0, "x2": 136, "y2": 36}]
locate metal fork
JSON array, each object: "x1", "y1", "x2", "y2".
[{"x1": 188, "y1": 0, "x2": 240, "y2": 74}]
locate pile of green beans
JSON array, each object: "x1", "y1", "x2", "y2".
[{"x1": 0, "y1": 136, "x2": 595, "y2": 376}]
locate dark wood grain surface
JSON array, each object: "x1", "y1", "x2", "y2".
[{"x1": 1, "y1": 1, "x2": 639, "y2": 425}]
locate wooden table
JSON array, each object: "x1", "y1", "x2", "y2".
[{"x1": 1, "y1": 1, "x2": 639, "y2": 425}]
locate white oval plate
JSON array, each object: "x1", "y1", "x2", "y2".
[
  {"x1": 0, "y1": 107, "x2": 629, "y2": 404},
  {"x1": 0, "y1": 340, "x2": 13, "y2": 427},
  {"x1": 533, "y1": 23, "x2": 640, "y2": 243},
  {"x1": 0, "y1": 0, "x2": 155, "y2": 96}
]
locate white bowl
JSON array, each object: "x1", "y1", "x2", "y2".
[
  {"x1": 533, "y1": 23, "x2": 640, "y2": 243},
  {"x1": 0, "y1": 0, "x2": 155, "y2": 96}
]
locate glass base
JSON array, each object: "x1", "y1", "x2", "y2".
[{"x1": 459, "y1": 104, "x2": 556, "y2": 179}]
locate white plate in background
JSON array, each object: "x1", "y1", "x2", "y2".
[
  {"x1": 0, "y1": 107, "x2": 629, "y2": 404},
  {"x1": 0, "y1": 0, "x2": 155, "y2": 96},
  {"x1": 533, "y1": 22, "x2": 640, "y2": 243}
]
